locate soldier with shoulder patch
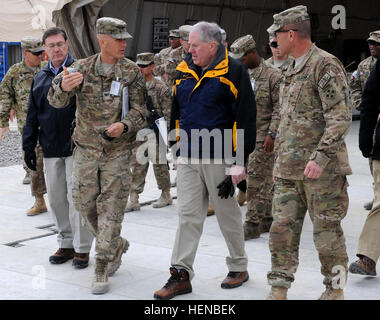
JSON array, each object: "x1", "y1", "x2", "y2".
[
  {"x1": 266, "y1": 5, "x2": 352, "y2": 300},
  {"x1": 229, "y1": 34, "x2": 282, "y2": 240},
  {"x1": 126, "y1": 52, "x2": 173, "y2": 212},
  {"x1": 0, "y1": 36, "x2": 48, "y2": 216},
  {"x1": 154, "y1": 29, "x2": 180, "y2": 79},
  {"x1": 48, "y1": 17, "x2": 148, "y2": 295}
]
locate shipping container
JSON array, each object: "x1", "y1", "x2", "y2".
[{"x1": 0, "y1": 42, "x2": 22, "y2": 82}]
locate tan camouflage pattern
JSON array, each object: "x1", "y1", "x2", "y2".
[
  {"x1": 165, "y1": 46, "x2": 187, "y2": 86},
  {"x1": 0, "y1": 60, "x2": 46, "y2": 130},
  {"x1": 267, "y1": 176, "x2": 349, "y2": 288},
  {"x1": 273, "y1": 44, "x2": 352, "y2": 180},
  {"x1": 246, "y1": 142, "x2": 275, "y2": 224},
  {"x1": 136, "y1": 52, "x2": 155, "y2": 66},
  {"x1": 48, "y1": 53, "x2": 147, "y2": 262},
  {"x1": 179, "y1": 25, "x2": 192, "y2": 41},
  {"x1": 169, "y1": 29, "x2": 180, "y2": 38},
  {"x1": 23, "y1": 143, "x2": 47, "y2": 197},
  {"x1": 154, "y1": 46, "x2": 173, "y2": 78},
  {"x1": 267, "y1": 5, "x2": 309, "y2": 34},
  {"x1": 229, "y1": 34, "x2": 256, "y2": 60},
  {"x1": 130, "y1": 77, "x2": 172, "y2": 193},
  {"x1": 245, "y1": 60, "x2": 281, "y2": 224},
  {"x1": 367, "y1": 31, "x2": 380, "y2": 43},
  {"x1": 350, "y1": 56, "x2": 377, "y2": 111},
  {"x1": 21, "y1": 36, "x2": 44, "y2": 53},
  {"x1": 265, "y1": 56, "x2": 294, "y2": 75},
  {"x1": 96, "y1": 17, "x2": 132, "y2": 39}
]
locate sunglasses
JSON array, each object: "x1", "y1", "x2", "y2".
[
  {"x1": 138, "y1": 62, "x2": 154, "y2": 68},
  {"x1": 368, "y1": 40, "x2": 380, "y2": 47},
  {"x1": 274, "y1": 29, "x2": 298, "y2": 37},
  {"x1": 270, "y1": 41, "x2": 278, "y2": 48},
  {"x1": 29, "y1": 50, "x2": 44, "y2": 56}
]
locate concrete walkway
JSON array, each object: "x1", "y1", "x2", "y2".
[{"x1": 0, "y1": 120, "x2": 379, "y2": 300}]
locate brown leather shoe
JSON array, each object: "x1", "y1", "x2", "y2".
[
  {"x1": 72, "y1": 252, "x2": 90, "y2": 269},
  {"x1": 49, "y1": 248, "x2": 75, "y2": 264},
  {"x1": 349, "y1": 256, "x2": 377, "y2": 276},
  {"x1": 154, "y1": 267, "x2": 192, "y2": 300},
  {"x1": 221, "y1": 271, "x2": 249, "y2": 289}
]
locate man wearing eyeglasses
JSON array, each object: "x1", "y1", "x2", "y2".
[
  {"x1": 0, "y1": 36, "x2": 48, "y2": 216},
  {"x1": 266, "y1": 5, "x2": 352, "y2": 300},
  {"x1": 126, "y1": 52, "x2": 172, "y2": 212},
  {"x1": 350, "y1": 31, "x2": 380, "y2": 212},
  {"x1": 23, "y1": 27, "x2": 93, "y2": 270},
  {"x1": 266, "y1": 33, "x2": 293, "y2": 74}
]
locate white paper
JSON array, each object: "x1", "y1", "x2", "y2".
[
  {"x1": 155, "y1": 117, "x2": 167, "y2": 146},
  {"x1": 250, "y1": 79, "x2": 255, "y2": 91},
  {"x1": 121, "y1": 86, "x2": 129, "y2": 120},
  {"x1": 110, "y1": 81, "x2": 121, "y2": 96}
]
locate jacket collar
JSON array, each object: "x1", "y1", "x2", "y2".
[
  {"x1": 43, "y1": 53, "x2": 75, "y2": 74},
  {"x1": 94, "y1": 53, "x2": 123, "y2": 79}
]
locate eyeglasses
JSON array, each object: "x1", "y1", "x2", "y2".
[
  {"x1": 28, "y1": 50, "x2": 44, "y2": 56},
  {"x1": 274, "y1": 29, "x2": 298, "y2": 37},
  {"x1": 270, "y1": 41, "x2": 278, "y2": 48},
  {"x1": 45, "y1": 42, "x2": 66, "y2": 49},
  {"x1": 368, "y1": 40, "x2": 380, "y2": 47}
]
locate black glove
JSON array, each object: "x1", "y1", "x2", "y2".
[
  {"x1": 217, "y1": 176, "x2": 235, "y2": 199},
  {"x1": 237, "y1": 179, "x2": 247, "y2": 193},
  {"x1": 101, "y1": 130, "x2": 115, "y2": 141},
  {"x1": 24, "y1": 149, "x2": 37, "y2": 171}
]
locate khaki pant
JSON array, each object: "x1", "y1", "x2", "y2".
[
  {"x1": 357, "y1": 159, "x2": 380, "y2": 262},
  {"x1": 44, "y1": 156, "x2": 93, "y2": 253},
  {"x1": 171, "y1": 159, "x2": 248, "y2": 280}
]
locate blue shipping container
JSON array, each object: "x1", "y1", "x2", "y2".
[{"x1": 0, "y1": 42, "x2": 22, "y2": 82}]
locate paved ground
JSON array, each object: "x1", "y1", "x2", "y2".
[{"x1": 0, "y1": 119, "x2": 379, "y2": 301}]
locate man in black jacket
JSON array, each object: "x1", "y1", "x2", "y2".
[
  {"x1": 154, "y1": 21, "x2": 256, "y2": 300},
  {"x1": 23, "y1": 27, "x2": 93, "y2": 269},
  {"x1": 350, "y1": 59, "x2": 380, "y2": 276}
]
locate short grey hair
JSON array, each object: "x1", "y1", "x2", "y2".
[{"x1": 191, "y1": 21, "x2": 223, "y2": 45}]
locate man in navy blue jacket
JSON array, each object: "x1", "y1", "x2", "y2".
[
  {"x1": 23, "y1": 27, "x2": 93, "y2": 269},
  {"x1": 154, "y1": 21, "x2": 256, "y2": 300},
  {"x1": 349, "y1": 59, "x2": 380, "y2": 276}
]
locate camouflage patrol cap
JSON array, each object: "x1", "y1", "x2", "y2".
[
  {"x1": 21, "y1": 36, "x2": 44, "y2": 53},
  {"x1": 179, "y1": 25, "x2": 193, "y2": 41},
  {"x1": 267, "y1": 5, "x2": 310, "y2": 34},
  {"x1": 136, "y1": 52, "x2": 155, "y2": 66},
  {"x1": 367, "y1": 31, "x2": 380, "y2": 44},
  {"x1": 169, "y1": 29, "x2": 180, "y2": 38},
  {"x1": 229, "y1": 35, "x2": 256, "y2": 60},
  {"x1": 221, "y1": 28, "x2": 227, "y2": 41},
  {"x1": 268, "y1": 32, "x2": 275, "y2": 43},
  {"x1": 96, "y1": 17, "x2": 132, "y2": 39}
]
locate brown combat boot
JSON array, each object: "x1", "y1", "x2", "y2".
[
  {"x1": 154, "y1": 267, "x2": 192, "y2": 300},
  {"x1": 244, "y1": 221, "x2": 261, "y2": 240},
  {"x1": 318, "y1": 287, "x2": 344, "y2": 300},
  {"x1": 23, "y1": 172, "x2": 30, "y2": 184},
  {"x1": 221, "y1": 271, "x2": 249, "y2": 288},
  {"x1": 91, "y1": 259, "x2": 109, "y2": 295},
  {"x1": 27, "y1": 196, "x2": 47, "y2": 216},
  {"x1": 125, "y1": 192, "x2": 140, "y2": 212},
  {"x1": 349, "y1": 256, "x2": 377, "y2": 276},
  {"x1": 267, "y1": 286, "x2": 288, "y2": 300},
  {"x1": 152, "y1": 188, "x2": 173, "y2": 208},
  {"x1": 237, "y1": 190, "x2": 246, "y2": 206},
  {"x1": 108, "y1": 237, "x2": 130, "y2": 276},
  {"x1": 207, "y1": 200, "x2": 215, "y2": 216}
]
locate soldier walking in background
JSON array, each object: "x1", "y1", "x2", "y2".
[
  {"x1": 48, "y1": 18, "x2": 147, "y2": 295},
  {"x1": 266, "y1": 33, "x2": 293, "y2": 73},
  {"x1": 266, "y1": 5, "x2": 352, "y2": 300},
  {"x1": 126, "y1": 52, "x2": 172, "y2": 212},
  {"x1": 350, "y1": 31, "x2": 380, "y2": 211},
  {"x1": 229, "y1": 34, "x2": 282, "y2": 240},
  {"x1": 0, "y1": 36, "x2": 48, "y2": 216}
]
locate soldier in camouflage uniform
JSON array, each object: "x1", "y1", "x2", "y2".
[
  {"x1": 266, "y1": 33, "x2": 293, "y2": 73},
  {"x1": 126, "y1": 52, "x2": 172, "y2": 212},
  {"x1": 0, "y1": 36, "x2": 48, "y2": 216},
  {"x1": 164, "y1": 25, "x2": 192, "y2": 86},
  {"x1": 48, "y1": 17, "x2": 148, "y2": 295},
  {"x1": 229, "y1": 35, "x2": 282, "y2": 240},
  {"x1": 350, "y1": 31, "x2": 380, "y2": 211},
  {"x1": 266, "y1": 6, "x2": 352, "y2": 300},
  {"x1": 154, "y1": 29, "x2": 180, "y2": 81}
]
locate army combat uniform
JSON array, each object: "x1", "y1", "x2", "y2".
[
  {"x1": 48, "y1": 22, "x2": 147, "y2": 266},
  {"x1": 127, "y1": 52, "x2": 172, "y2": 211},
  {"x1": 0, "y1": 37, "x2": 47, "y2": 212},
  {"x1": 266, "y1": 6, "x2": 352, "y2": 297},
  {"x1": 154, "y1": 29, "x2": 180, "y2": 80}
]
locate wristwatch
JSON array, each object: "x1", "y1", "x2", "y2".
[{"x1": 268, "y1": 131, "x2": 276, "y2": 139}]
